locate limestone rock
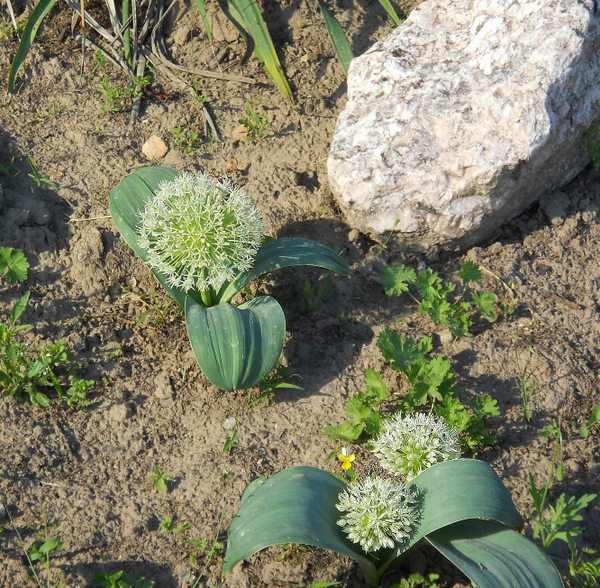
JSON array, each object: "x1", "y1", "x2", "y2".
[
  {"x1": 142, "y1": 135, "x2": 169, "y2": 160},
  {"x1": 328, "y1": 0, "x2": 600, "y2": 250}
]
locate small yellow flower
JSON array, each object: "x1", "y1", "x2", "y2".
[{"x1": 338, "y1": 448, "x2": 355, "y2": 471}]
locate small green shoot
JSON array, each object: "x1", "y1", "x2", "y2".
[
  {"x1": 160, "y1": 516, "x2": 192, "y2": 534},
  {"x1": 580, "y1": 402, "x2": 600, "y2": 437},
  {"x1": 381, "y1": 261, "x2": 502, "y2": 338},
  {"x1": 222, "y1": 418, "x2": 238, "y2": 454},
  {"x1": 191, "y1": 82, "x2": 210, "y2": 109},
  {"x1": 280, "y1": 542, "x2": 308, "y2": 560},
  {"x1": 248, "y1": 364, "x2": 303, "y2": 406},
  {"x1": 149, "y1": 465, "x2": 175, "y2": 493},
  {"x1": 173, "y1": 124, "x2": 199, "y2": 155},
  {"x1": 27, "y1": 154, "x2": 57, "y2": 191},
  {"x1": 0, "y1": 156, "x2": 20, "y2": 187},
  {"x1": 91, "y1": 570, "x2": 155, "y2": 588},
  {"x1": 238, "y1": 99, "x2": 268, "y2": 142},
  {"x1": 513, "y1": 335, "x2": 536, "y2": 422},
  {"x1": 302, "y1": 272, "x2": 333, "y2": 313}
]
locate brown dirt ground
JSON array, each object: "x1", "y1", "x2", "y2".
[{"x1": 0, "y1": 0, "x2": 599, "y2": 586}]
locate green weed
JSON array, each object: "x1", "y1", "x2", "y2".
[
  {"x1": 248, "y1": 363, "x2": 303, "y2": 406},
  {"x1": 322, "y1": 334, "x2": 499, "y2": 451},
  {"x1": 0, "y1": 156, "x2": 20, "y2": 187},
  {"x1": 381, "y1": 261, "x2": 504, "y2": 338},
  {"x1": 580, "y1": 402, "x2": 600, "y2": 438},
  {"x1": 513, "y1": 335, "x2": 536, "y2": 422},
  {"x1": 148, "y1": 465, "x2": 174, "y2": 493},
  {"x1": 222, "y1": 418, "x2": 239, "y2": 454},
  {"x1": 390, "y1": 572, "x2": 440, "y2": 588},
  {"x1": 0, "y1": 19, "x2": 25, "y2": 42},
  {"x1": 238, "y1": 99, "x2": 268, "y2": 142},
  {"x1": 302, "y1": 272, "x2": 333, "y2": 313},
  {"x1": 27, "y1": 154, "x2": 57, "y2": 191},
  {"x1": 160, "y1": 516, "x2": 192, "y2": 534},
  {"x1": 91, "y1": 570, "x2": 155, "y2": 588},
  {"x1": 173, "y1": 124, "x2": 199, "y2": 155},
  {"x1": 527, "y1": 422, "x2": 599, "y2": 587},
  {"x1": 0, "y1": 248, "x2": 93, "y2": 408}
]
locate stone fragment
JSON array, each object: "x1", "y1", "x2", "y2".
[
  {"x1": 142, "y1": 135, "x2": 169, "y2": 160},
  {"x1": 328, "y1": 0, "x2": 600, "y2": 251},
  {"x1": 539, "y1": 191, "x2": 570, "y2": 225}
]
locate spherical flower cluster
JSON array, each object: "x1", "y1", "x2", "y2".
[
  {"x1": 336, "y1": 477, "x2": 418, "y2": 552},
  {"x1": 137, "y1": 173, "x2": 264, "y2": 293},
  {"x1": 371, "y1": 413, "x2": 461, "y2": 481}
]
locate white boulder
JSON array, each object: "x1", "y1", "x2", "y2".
[{"x1": 328, "y1": 0, "x2": 600, "y2": 250}]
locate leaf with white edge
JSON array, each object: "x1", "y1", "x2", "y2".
[
  {"x1": 185, "y1": 295, "x2": 285, "y2": 391},
  {"x1": 215, "y1": 238, "x2": 350, "y2": 304},
  {"x1": 109, "y1": 166, "x2": 186, "y2": 305},
  {"x1": 426, "y1": 520, "x2": 564, "y2": 588}
]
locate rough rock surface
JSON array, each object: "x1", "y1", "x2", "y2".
[{"x1": 328, "y1": 0, "x2": 600, "y2": 250}]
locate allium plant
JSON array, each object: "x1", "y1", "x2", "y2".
[
  {"x1": 336, "y1": 477, "x2": 418, "y2": 551},
  {"x1": 224, "y1": 413, "x2": 564, "y2": 588},
  {"x1": 371, "y1": 413, "x2": 461, "y2": 480},
  {"x1": 110, "y1": 167, "x2": 350, "y2": 390}
]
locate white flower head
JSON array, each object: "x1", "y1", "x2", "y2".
[
  {"x1": 336, "y1": 477, "x2": 419, "y2": 552},
  {"x1": 137, "y1": 173, "x2": 264, "y2": 293},
  {"x1": 371, "y1": 413, "x2": 461, "y2": 481}
]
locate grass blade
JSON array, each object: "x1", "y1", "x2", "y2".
[
  {"x1": 194, "y1": 0, "x2": 213, "y2": 42},
  {"x1": 317, "y1": 0, "x2": 354, "y2": 76},
  {"x1": 377, "y1": 0, "x2": 403, "y2": 26},
  {"x1": 220, "y1": 0, "x2": 292, "y2": 98},
  {"x1": 8, "y1": 0, "x2": 59, "y2": 92}
]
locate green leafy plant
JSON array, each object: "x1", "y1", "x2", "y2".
[
  {"x1": 390, "y1": 572, "x2": 440, "y2": 588},
  {"x1": 91, "y1": 570, "x2": 155, "y2": 588},
  {"x1": 2, "y1": 503, "x2": 65, "y2": 588},
  {"x1": 149, "y1": 465, "x2": 174, "y2": 493},
  {"x1": 0, "y1": 248, "x2": 93, "y2": 408},
  {"x1": 238, "y1": 99, "x2": 268, "y2": 142},
  {"x1": 109, "y1": 167, "x2": 350, "y2": 390},
  {"x1": 323, "y1": 333, "x2": 498, "y2": 450},
  {"x1": 527, "y1": 423, "x2": 598, "y2": 587},
  {"x1": 160, "y1": 516, "x2": 192, "y2": 534},
  {"x1": 225, "y1": 414, "x2": 563, "y2": 587},
  {"x1": 382, "y1": 261, "x2": 502, "y2": 338}
]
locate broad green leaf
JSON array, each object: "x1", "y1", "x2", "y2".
[
  {"x1": 321, "y1": 420, "x2": 365, "y2": 443},
  {"x1": 377, "y1": 0, "x2": 403, "y2": 26},
  {"x1": 0, "y1": 248, "x2": 29, "y2": 284},
  {"x1": 215, "y1": 238, "x2": 350, "y2": 304},
  {"x1": 426, "y1": 520, "x2": 564, "y2": 588},
  {"x1": 219, "y1": 0, "x2": 292, "y2": 98},
  {"x1": 317, "y1": 0, "x2": 354, "y2": 76},
  {"x1": 223, "y1": 466, "x2": 377, "y2": 578},
  {"x1": 109, "y1": 166, "x2": 186, "y2": 306},
  {"x1": 7, "y1": 0, "x2": 58, "y2": 92},
  {"x1": 194, "y1": 0, "x2": 213, "y2": 41},
  {"x1": 459, "y1": 260, "x2": 482, "y2": 285},
  {"x1": 381, "y1": 264, "x2": 416, "y2": 297},
  {"x1": 185, "y1": 295, "x2": 285, "y2": 390},
  {"x1": 11, "y1": 291, "x2": 30, "y2": 326},
  {"x1": 377, "y1": 329, "x2": 424, "y2": 371},
  {"x1": 364, "y1": 369, "x2": 387, "y2": 402},
  {"x1": 472, "y1": 291, "x2": 499, "y2": 322}
]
